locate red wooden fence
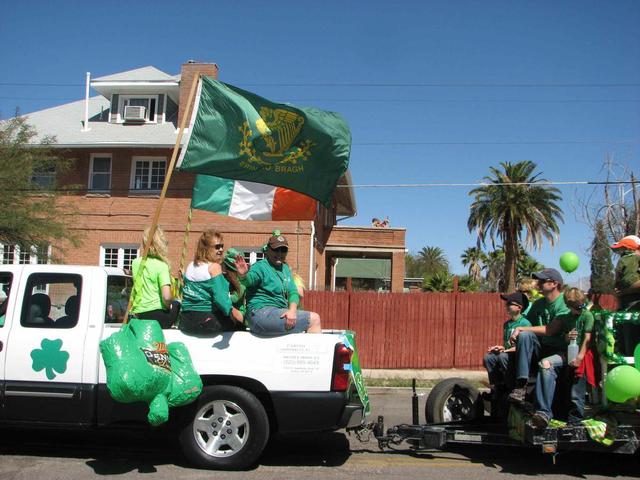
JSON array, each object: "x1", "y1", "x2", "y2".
[{"x1": 304, "y1": 291, "x2": 618, "y2": 369}]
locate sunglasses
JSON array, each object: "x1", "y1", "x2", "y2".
[
  {"x1": 270, "y1": 247, "x2": 288, "y2": 253},
  {"x1": 214, "y1": 243, "x2": 224, "y2": 250}
]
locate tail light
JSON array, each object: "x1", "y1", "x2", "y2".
[{"x1": 331, "y1": 343, "x2": 353, "y2": 391}]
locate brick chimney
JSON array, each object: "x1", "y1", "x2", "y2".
[{"x1": 178, "y1": 61, "x2": 219, "y2": 127}]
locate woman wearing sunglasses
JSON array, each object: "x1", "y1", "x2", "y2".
[
  {"x1": 235, "y1": 233, "x2": 322, "y2": 335},
  {"x1": 179, "y1": 229, "x2": 244, "y2": 334}
]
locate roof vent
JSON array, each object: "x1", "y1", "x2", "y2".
[{"x1": 123, "y1": 105, "x2": 146, "y2": 122}]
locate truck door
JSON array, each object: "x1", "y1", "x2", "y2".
[
  {"x1": 0, "y1": 269, "x2": 16, "y2": 418},
  {"x1": 3, "y1": 270, "x2": 92, "y2": 424}
]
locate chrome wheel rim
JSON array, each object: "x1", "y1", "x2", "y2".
[{"x1": 193, "y1": 399, "x2": 250, "y2": 458}]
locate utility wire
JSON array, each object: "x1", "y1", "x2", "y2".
[
  {"x1": 7, "y1": 179, "x2": 639, "y2": 193},
  {"x1": 2, "y1": 81, "x2": 640, "y2": 88}
]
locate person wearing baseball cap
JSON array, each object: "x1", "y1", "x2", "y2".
[
  {"x1": 507, "y1": 267, "x2": 570, "y2": 404},
  {"x1": 611, "y1": 234, "x2": 640, "y2": 355},
  {"x1": 483, "y1": 291, "x2": 532, "y2": 408},
  {"x1": 236, "y1": 232, "x2": 322, "y2": 335}
]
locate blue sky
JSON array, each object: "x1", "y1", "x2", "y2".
[{"x1": 1, "y1": 1, "x2": 639, "y2": 282}]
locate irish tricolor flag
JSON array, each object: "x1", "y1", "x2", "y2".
[{"x1": 191, "y1": 174, "x2": 317, "y2": 221}]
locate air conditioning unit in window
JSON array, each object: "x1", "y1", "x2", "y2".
[{"x1": 123, "y1": 105, "x2": 146, "y2": 122}]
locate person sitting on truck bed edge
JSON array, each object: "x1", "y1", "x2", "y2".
[
  {"x1": 236, "y1": 232, "x2": 322, "y2": 335},
  {"x1": 511, "y1": 288, "x2": 594, "y2": 428},
  {"x1": 130, "y1": 226, "x2": 179, "y2": 329},
  {"x1": 611, "y1": 235, "x2": 640, "y2": 355},
  {"x1": 180, "y1": 230, "x2": 244, "y2": 335},
  {"x1": 483, "y1": 291, "x2": 531, "y2": 392},
  {"x1": 508, "y1": 268, "x2": 570, "y2": 404}
]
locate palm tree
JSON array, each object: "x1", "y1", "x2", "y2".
[
  {"x1": 517, "y1": 252, "x2": 544, "y2": 278},
  {"x1": 484, "y1": 249, "x2": 505, "y2": 292},
  {"x1": 417, "y1": 246, "x2": 450, "y2": 276},
  {"x1": 461, "y1": 247, "x2": 486, "y2": 284},
  {"x1": 422, "y1": 271, "x2": 453, "y2": 292},
  {"x1": 467, "y1": 161, "x2": 563, "y2": 292}
]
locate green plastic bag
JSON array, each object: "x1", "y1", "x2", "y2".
[
  {"x1": 100, "y1": 319, "x2": 171, "y2": 403},
  {"x1": 101, "y1": 319, "x2": 203, "y2": 426},
  {"x1": 166, "y1": 342, "x2": 203, "y2": 407}
]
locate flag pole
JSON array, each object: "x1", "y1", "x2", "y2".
[{"x1": 123, "y1": 74, "x2": 201, "y2": 324}]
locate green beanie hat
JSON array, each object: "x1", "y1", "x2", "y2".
[{"x1": 224, "y1": 247, "x2": 242, "y2": 271}]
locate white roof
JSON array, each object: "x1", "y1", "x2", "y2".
[
  {"x1": 24, "y1": 96, "x2": 178, "y2": 148},
  {"x1": 93, "y1": 66, "x2": 177, "y2": 83}
]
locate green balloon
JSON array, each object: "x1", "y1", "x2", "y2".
[
  {"x1": 605, "y1": 365, "x2": 640, "y2": 403},
  {"x1": 559, "y1": 252, "x2": 579, "y2": 273},
  {"x1": 635, "y1": 343, "x2": 640, "y2": 373}
]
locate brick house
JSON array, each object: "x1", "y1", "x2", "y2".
[{"x1": 12, "y1": 62, "x2": 406, "y2": 291}]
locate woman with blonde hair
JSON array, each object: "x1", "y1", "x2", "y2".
[
  {"x1": 130, "y1": 225, "x2": 178, "y2": 328},
  {"x1": 180, "y1": 230, "x2": 244, "y2": 334}
]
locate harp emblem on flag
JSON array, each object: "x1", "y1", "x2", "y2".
[{"x1": 238, "y1": 107, "x2": 315, "y2": 170}]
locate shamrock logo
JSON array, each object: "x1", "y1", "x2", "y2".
[{"x1": 30, "y1": 338, "x2": 70, "y2": 380}]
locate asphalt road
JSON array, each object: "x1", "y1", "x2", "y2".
[{"x1": 0, "y1": 387, "x2": 637, "y2": 479}]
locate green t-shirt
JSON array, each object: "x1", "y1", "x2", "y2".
[
  {"x1": 503, "y1": 315, "x2": 532, "y2": 349},
  {"x1": 0, "y1": 314, "x2": 4, "y2": 327},
  {"x1": 524, "y1": 293, "x2": 570, "y2": 351},
  {"x1": 131, "y1": 256, "x2": 172, "y2": 314},
  {"x1": 558, "y1": 309, "x2": 594, "y2": 348},
  {"x1": 615, "y1": 252, "x2": 640, "y2": 308},
  {"x1": 242, "y1": 260, "x2": 300, "y2": 313}
]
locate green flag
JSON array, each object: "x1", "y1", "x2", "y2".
[{"x1": 177, "y1": 77, "x2": 351, "y2": 206}]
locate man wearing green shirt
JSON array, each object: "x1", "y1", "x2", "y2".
[
  {"x1": 512, "y1": 288, "x2": 594, "y2": 427},
  {"x1": 238, "y1": 233, "x2": 322, "y2": 335},
  {"x1": 508, "y1": 268, "x2": 570, "y2": 403}
]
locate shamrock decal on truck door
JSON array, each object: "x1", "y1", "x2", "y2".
[{"x1": 30, "y1": 339, "x2": 70, "y2": 380}]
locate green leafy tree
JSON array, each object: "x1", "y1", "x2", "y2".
[
  {"x1": 590, "y1": 220, "x2": 615, "y2": 293},
  {"x1": 417, "y1": 246, "x2": 450, "y2": 277},
  {"x1": 0, "y1": 115, "x2": 80, "y2": 255},
  {"x1": 405, "y1": 253, "x2": 423, "y2": 278},
  {"x1": 468, "y1": 161, "x2": 563, "y2": 292},
  {"x1": 461, "y1": 246, "x2": 486, "y2": 284},
  {"x1": 457, "y1": 274, "x2": 480, "y2": 292},
  {"x1": 422, "y1": 271, "x2": 453, "y2": 292},
  {"x1": 517, "y1": 250, "x2": 544, "y2": 278},
  {"x1": 483, "y1": 249, "x2": 505, "y2": 292}
]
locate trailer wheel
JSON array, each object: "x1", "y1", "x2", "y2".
[
  {"x1": 426, "y1": 378, "x2": 481, "y2": 423},
  {"x1": 179, "y1": 385, "x2": 269, "y2": 470}
]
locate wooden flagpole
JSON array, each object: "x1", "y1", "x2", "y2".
[{"x1": 123, "y1": 74, "x2": 201, "y2": 324}]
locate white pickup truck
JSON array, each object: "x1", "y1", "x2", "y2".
[{"x1": 0, "y1": 265, "x2": 368, "y2": 469}]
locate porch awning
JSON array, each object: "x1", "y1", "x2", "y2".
[{"x1": 335, "y1": 258, "x2": 391, "y2": 279}]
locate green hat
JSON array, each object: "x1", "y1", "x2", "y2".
[{"x1": 224, "y1": 247, "x2": 242, "y2": 271}]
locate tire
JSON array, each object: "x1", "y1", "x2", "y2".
[
  {"x1": 425, "y1": 378, "x2": 482, "y2": 424},
  {"x1": 179, "y1": 385, "x2": 270, "y2": 470}
]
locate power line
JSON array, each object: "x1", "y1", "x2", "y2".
[
  {"x1": 353, "y1": 139, "x2": 640, "y2": 145},
  {"x1": 6, "y1": 179, "x2": 638, "y2": 193},
  {"x1": 2, "y1": 81, "x2": 640, "y2": 88},
  {"x1": 338, "y1": 180, "x2": 639, "y2": 188}
]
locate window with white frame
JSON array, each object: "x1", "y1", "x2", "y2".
[
  {"x1": 89, "y1": 154, "x2": 112, "y2": 191},
  {"x1": 241, "y1": 249, "x2": 265, "y2": 266},
  {"x1": 31, "y1": 164, "x2": 56, "y2": 188},
  {"x1": 100, "y1": 245, "x2": 139, "y2": 270},
  {"x1": 130, "y1": 157, "x2": 166, "y2": 191},
  {"x1": 0, "y1": 243, "x2": 50, "y2": 265},
  {"x1": 118, "y1": 95, "x2": 157, "y2": 123}
]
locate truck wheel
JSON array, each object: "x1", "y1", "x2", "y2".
[
  {"x1": 425, "y1": 378, "x2": 481, "y2": 424},
  {"x1": 179, "y1": 385, "x2": 269, "y2": 470}
]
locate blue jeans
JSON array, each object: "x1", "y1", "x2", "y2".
[
  {"x1": 483, "y1": 351, "x2": 515, "y2": 388},
  {"x1": 248, "y1": 307, "x2": 311, "y2": 336},
  {"x1": 535, "y1": 353, "x2": 587, "y2": 422},
  {"x1": 515, "y1": 331, "x2": 542, "y2": 381}
]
